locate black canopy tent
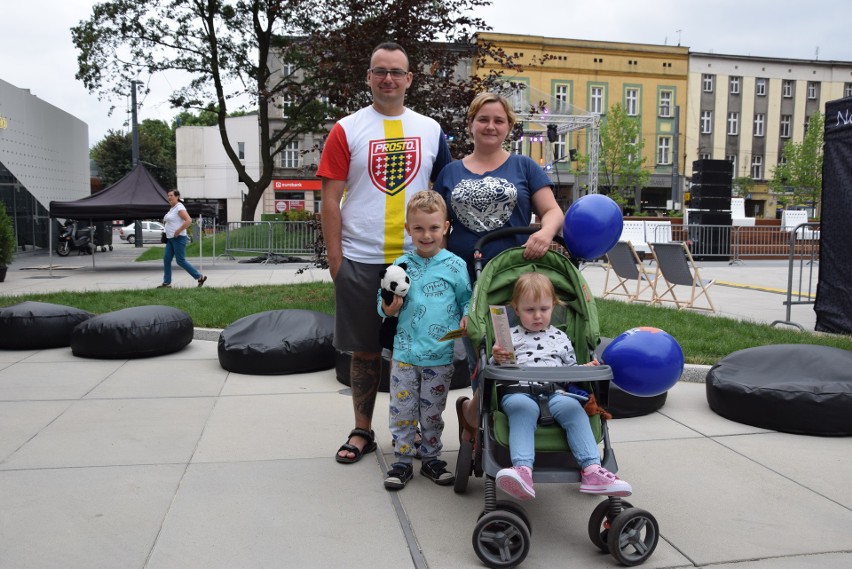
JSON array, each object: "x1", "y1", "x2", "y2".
[
  {"x1": 48, "y1": 164, "x2": 215, "y2": 270},
  {"x1": 50, "y1": 163, "x2": 211, "y2": 220}
]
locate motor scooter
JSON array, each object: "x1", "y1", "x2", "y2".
[{"x1": 56, "y1": 220, "x2": 94, "y2": 256}]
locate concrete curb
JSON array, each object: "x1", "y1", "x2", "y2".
[{"x1": 192, "y1": 328, "x2": 714, "y2": 385}]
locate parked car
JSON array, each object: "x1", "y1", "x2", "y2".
[{"x1": 119, "y1": 221, "x2": 165, "y2": 244}]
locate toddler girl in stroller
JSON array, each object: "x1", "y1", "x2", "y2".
[{"x1": 491, "y1": 272, "x2": 632, "y2": 501}]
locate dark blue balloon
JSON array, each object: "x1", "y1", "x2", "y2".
[
  {"x1": 562, "y1": 194, "x2": 623, "y2": 260},
  {"x1": 602, "y1": 327, "x2": 684, "y2": 397}
]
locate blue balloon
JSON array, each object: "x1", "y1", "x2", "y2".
[
  {"x1": 602, "y1": 327, "x2": 684, "y2": 397},
  {"x1": 563, "y1": 194, "x2": 623, "y2": 260}
]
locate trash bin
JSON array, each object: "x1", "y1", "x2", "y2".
[{"x1": 93, "y1": 222, "x2": 113, "y2": 251}]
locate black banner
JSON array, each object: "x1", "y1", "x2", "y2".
[{"x1": 815, "y1": 96, "x2": 852, "y2": 334}]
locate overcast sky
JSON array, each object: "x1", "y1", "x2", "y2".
[{"x1": 2, "y1": 0, "x2": 849, "y2": 148}]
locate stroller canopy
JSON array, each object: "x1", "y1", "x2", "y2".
[{"x1": 467, "y1": 248, "x2": 600, "y2": 362}]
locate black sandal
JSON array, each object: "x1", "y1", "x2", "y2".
[{"x1": 335, "y1": 428, "x2": 377, "y2": 464}]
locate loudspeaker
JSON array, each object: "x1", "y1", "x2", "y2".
[
  {"x1": 690, "y1": 197, "x2": 732, "y2": 210},
  {"x1": 692, "y1": 171, "x2": 733, "y2": 186},
  {"x1": 693, "y1": 159, "x2": 733, "y2": 175},
  {"x1": 691, "y1": 184, "x2": 732, "y2": 199},
  {"x1": 691, "y1": 211, "x2": 732, "y2": 225}
]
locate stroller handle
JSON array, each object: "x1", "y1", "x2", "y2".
[{"x1": 472, "y1": 227, "x2": 572, "y2": 275}]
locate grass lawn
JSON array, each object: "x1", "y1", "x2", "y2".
[{"x1": 2, "y1": 283, "x2": 850, "y2": 365}]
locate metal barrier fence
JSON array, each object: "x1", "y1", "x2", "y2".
[
  {"x1": 771, "y1": 222, "x2": 821, "y2": 331},
  {"x1": 646, "y1": 222, "x2": 822, "y2": 263},
  {"x1": 223, "y1": 221, "x2": 318, "y2": 260}
]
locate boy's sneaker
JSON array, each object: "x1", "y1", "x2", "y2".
[
  {"x1": 580, "y1": 465, "x2": 632, "y2": 497},
  {"x1": 496, "y1": 466, "x2": 535, "y2": 501},
  {"x1": 420, "y1": 459, "x2": 454, "y2": 485},
  {"x1": 384, "y1": 462, "x2": 414, "y2": 490}
]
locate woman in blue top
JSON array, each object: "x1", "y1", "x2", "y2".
[{"x1": 433, "y1": 92, "x2": 564, "y2": 443}]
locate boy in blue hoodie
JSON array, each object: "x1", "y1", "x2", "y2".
[{"x1": 379, "y1": 190, "x2": 471, "y2": 490}]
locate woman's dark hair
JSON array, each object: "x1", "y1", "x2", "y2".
[{"x1": 168, "y1": 189, "x2": 181, "y2": 198}]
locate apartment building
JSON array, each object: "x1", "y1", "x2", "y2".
[
  {"x1": 686, "y1": 52, "x2": 852, "y2": 218},
  {"x1": 476, "y1": 32, "x2": 689, "y2": 212}
]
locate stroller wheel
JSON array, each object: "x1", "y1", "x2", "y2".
[
  {"x1": 588, "y1": 499, "x2": 633, "y2": 553},
  {"x1": 607, "y1": 507, "x2": 659, "y2": 566},
  {"x1": 479, "y1": 501, "x2": 532, "y2": 536},
  {"x1": 472, "y1": 510, "x2": 530, "y2": 569},
  {"x1": 453, "y1": 440, "x2": 473, "y2": 494}
]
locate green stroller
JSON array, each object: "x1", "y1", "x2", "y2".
[{"x1": 455, "y1": 228, "x2": 659, "y2": 568}]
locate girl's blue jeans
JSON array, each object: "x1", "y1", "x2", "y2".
[{"x1": 501, "y1": 392, "x2": 600, "y2": 470}]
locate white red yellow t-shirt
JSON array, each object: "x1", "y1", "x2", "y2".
[{"x1": 317, "y1": 105, "x2": 452, "y2": 264}]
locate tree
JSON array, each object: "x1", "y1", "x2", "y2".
[
  {"x1": 90, "y1": 119, "x2": 177, "y2": 188},
  {"x1": 732, "y1": 176, "x2": 755, "y2": 198},
  {"x1": 597, "y1": 103, "x2": 649, "y2": 211},
  {"x1": 770, "y1": 112, "x2": 824, "y2": 216},
  {"x1": 73, "y1": 0, "x2": 511, "y2": 220}
]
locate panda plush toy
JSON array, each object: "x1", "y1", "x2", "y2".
[{"x1": 379, "y1": 263, "x2": 410, "y2": 350}]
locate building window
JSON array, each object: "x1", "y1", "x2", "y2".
[
  {"x1": 727, "y1": 112, "x2": 739, "y2": 135},
  {"x1": 554, "y1": 83, "x2": 570, "y2": 113},
  {"x1": 279, "y1": 140, "x2": 300, "y2": 169},
  {"x1": 703, "y1": 74, "x2": 714, "y2": 92},
  {"x1": 730, "y1": 76, "x2": 740, "y2": 94},
  {"x1": 590, "y1": 86, "x2": 604, "y2": 114},
  {"x1": 780, "y1": 115, "x2": 792, "y2": 138},
  {"x1": 807, "y1": 82, "x2": 818, "y2": 99},
  {"x1": 754, "y1": 113, "x2": 765, "y2": 137},
  {"x1": 553, "y1": 133, "x2": 567, "y2": 161},
  {"x1": 756, "y1": 78, "x2": 767, "y2": 96},
  {"x1": 751, "y1": 155, "x2": 763, "y2": 180},
  {"x1": 626, "y1": 134, "x2": 639, "y2": 163},
  {"x1": 845, "y1": 83, "x2": 852, "y2": 98},
  {"x1": 699, "y1": 153, "x2": 711, "y2": 160},
  {"x1": 727, "y1": 155, "x2": 737, "y2": 177},
  {"x1": 281, "y1": 97, "x2": 294, "y2": 118},
  {"x1": 700, "y1": 111, "x2": 713, "y2": 134},
  {"x1": 659, "y1": 90, "x2": 672, "y2": 117},
  {"x1": 625, "y1": 88, "x2": 638, "y2": 116},
  {"x1": 238, "y1": 142, "x2": 245, "y2": 160},
  {"x1": 657, "y1": 136, "x2": 672, "y2": 165},
  {"x1": 783, "y1": 80, "x2": 794, "y2": 98},
  {"x1": 280, "y1": 61, "x2": 295, "y2": 77},
  {"x1": 510, "y1": 88, "x2": 527, "y2": 112}
]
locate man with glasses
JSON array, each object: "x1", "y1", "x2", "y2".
[{"x1": 318, "y1": 42, "x2": 452, "y2": 465}]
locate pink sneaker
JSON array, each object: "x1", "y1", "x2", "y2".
[
  {"x1": 496, "y1": 466, "x2": 535, "y2": 501},
  {"x1": 580, "y1": 465, "x2": 632, "y2": 497}
]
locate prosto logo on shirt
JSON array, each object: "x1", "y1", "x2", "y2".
[{"x1": 369, "y1": 137, "x2": 422, "y2": 195}]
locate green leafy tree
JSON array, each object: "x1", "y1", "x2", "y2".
[
  {"x1": 0, "y1": 202, "x2": 15, "y2": 267},
  {"x1": 732, "y1": 176, "x2": 754, "y2": 198},
  {"x1": 73, "y1": 0, "x2": 511, "y2": 220},
  {"x1": 90, "y1": 119, "x2": 177, "y2": 188},
  {"x1": 770, "y1": 111, "x2": 824, "y2": 216},
  {"x1": 598, "y1": 103, "x2": 649, "y2": 211}
]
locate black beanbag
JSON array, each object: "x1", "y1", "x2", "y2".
[
  {"x1": 0, "y1": 301, "x2": 93, "y2": 349},
  {"x1": 71, "y1": 305, "x2": 193, "y2": 359},
  {"x1": 706, "y1": 344, "x2": 852, "y2": 436},
  {"x1": 218, "y1": 309, "x2": 335, "y2": 374}
]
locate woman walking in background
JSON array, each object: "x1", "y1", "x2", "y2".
[{"x1": 158, "y1": 189, "x2": 207, "y2": 288}]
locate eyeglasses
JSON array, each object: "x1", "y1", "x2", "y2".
[{"x1": 369, "y1": 67, "x2": 409, "y2": 79}]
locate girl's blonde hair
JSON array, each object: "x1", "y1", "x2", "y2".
[
  {"x1": 511, "y1": 272, "x2": 563, "y2": 308},
  {"x1": 467, "y1": 92, "x2": 516, "y2": 132},
  {"x1": 406, "y1": 189, "x2": 448, "y2": 220}
]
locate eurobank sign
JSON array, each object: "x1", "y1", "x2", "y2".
[{"x1": 273, "y1": 179, "x2": 321, "y2": 191}]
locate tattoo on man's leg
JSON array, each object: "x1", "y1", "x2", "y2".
[{"x1": 351, "y1": 356, "x2": 381, "y2": 418}]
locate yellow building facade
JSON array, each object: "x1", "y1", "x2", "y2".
[{"x1": 476, "y1": 32, "x2": 689, "y2": 212}]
